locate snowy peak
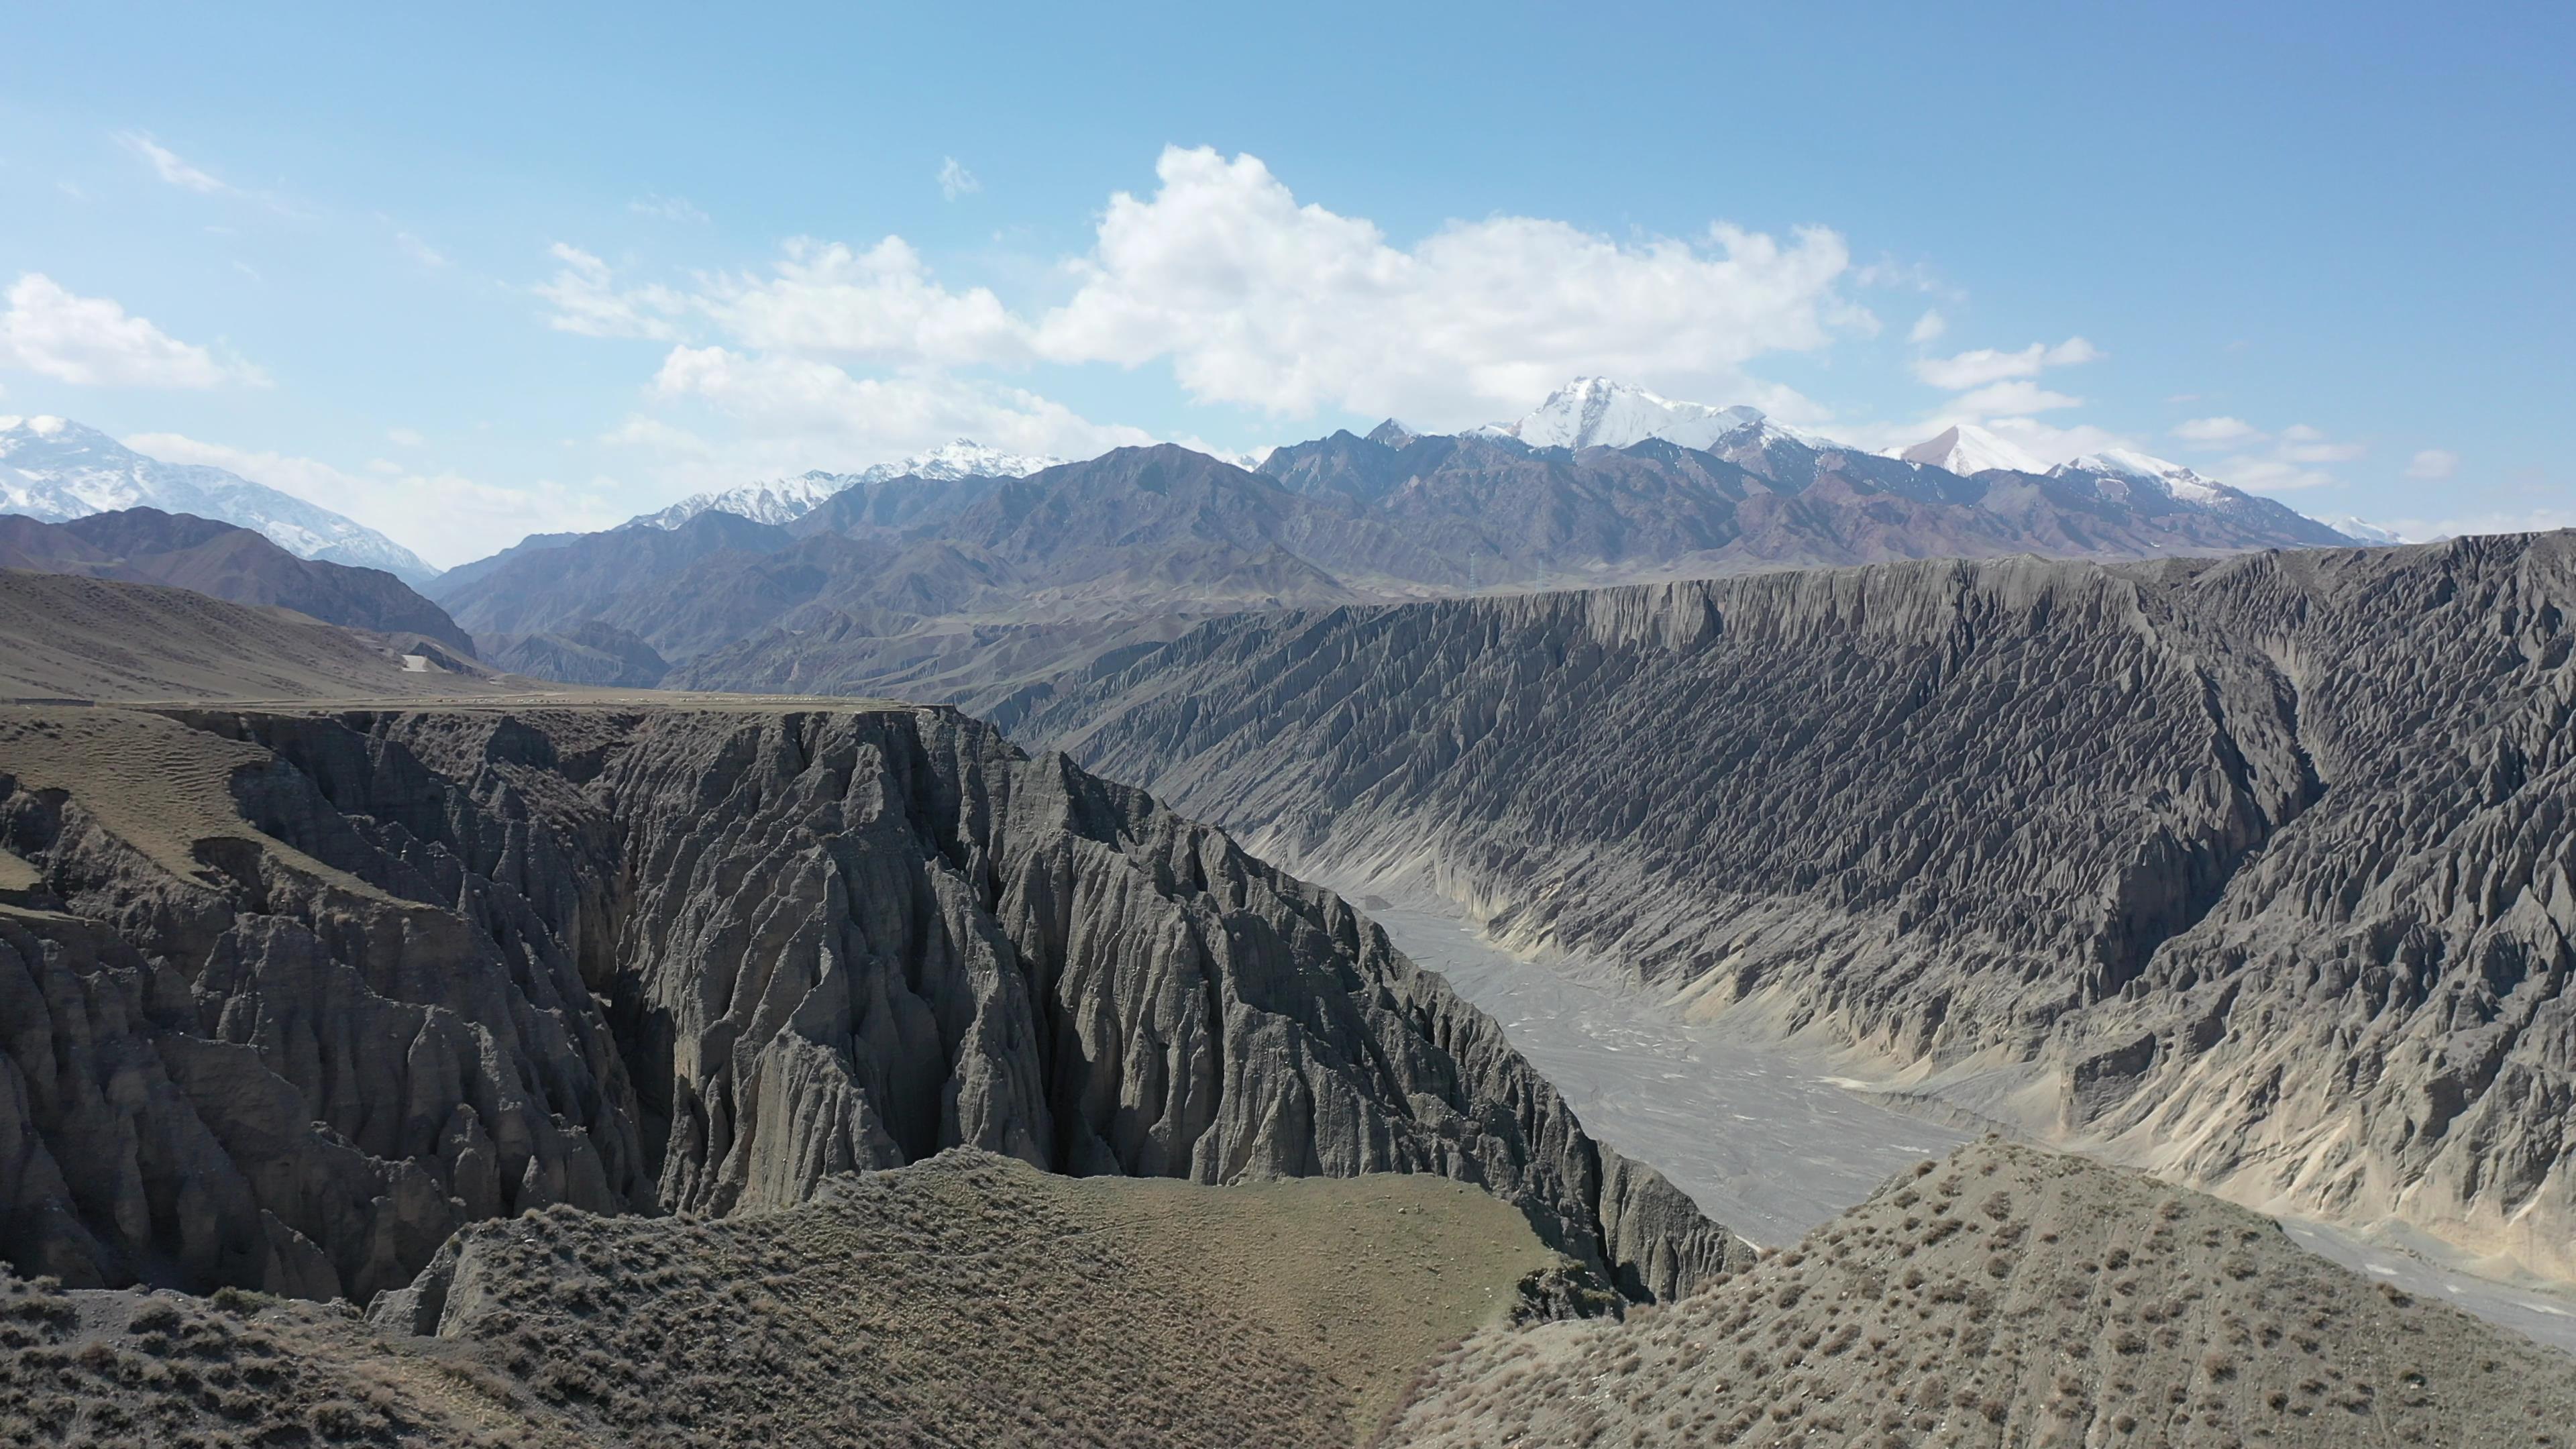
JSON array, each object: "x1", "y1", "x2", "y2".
[
  {"x1": 2053, "y1": 449, "x2": 2230, "y2": 506},
  {"x1": 1897, "y1": 424, "x2": 2050, "y2": 478},
  {"x1": 0, "y1": 415, "x2": 437, "y2": 582},
  {"x1": 1364, "y1": 418, "x2": 1419, "y2": 449},
  {"x1": 624, "y1": 473, "x2": 848, "y2": 531},
  {"x1": 867, "y1": 439, "x2": 1067, "y2": 486},
  {"x1": 627, "y1": 439, "x2": 1066, "y2": 531},
  {"x1": 2314, "y1": 515, "x2": 2412, "y2": 546},
  {"x1": 1499, "y1": 377, "x2": 1771, "y2": 451}
]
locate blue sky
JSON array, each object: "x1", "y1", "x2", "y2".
[{"x1": 2, "y1": 1, "x2": 2568, "y2": 565}]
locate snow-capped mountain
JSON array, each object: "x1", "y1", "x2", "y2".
[
  {"x1": 0, "y1": 415, "x2": 437, "y2": 582},
  {"x1": 626, "y1": 439, "x2": 1065, "y2": 531},
  {"x1": 2313, "y1": 514, "x2": 2412, "y2": 546},
  {"x1": 623, "y1": 473, "x2": 849, "y2": 531},
  {"x1": 2053, "y1": 449, "x2": 2231, "y2": 505},
  {"x1": 1896, "y1": 423, "x2": 2050, "y2": 478},
  {"x1": 1480, "y1": 377, "x2": 1812, "y2": 452}
]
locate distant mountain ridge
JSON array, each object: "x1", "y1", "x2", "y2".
[
  {"x1": 0, "y1": 415, "x2": 437, "y2": 582},
  {"x1": 431, "y1": 414, "x2": 2363, "y2": 718},
  {"x1": 622, "y1": 439, "x2": 1064, "y2": 530},
  {"x1": 0, "y1": 506, "x2": 474, "y2": 655}
]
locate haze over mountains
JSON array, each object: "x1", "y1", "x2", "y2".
[{"x1": 1, "y1": 415, "x2": 436, "y2": 582}]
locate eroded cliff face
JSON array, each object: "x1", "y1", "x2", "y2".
[
  {"x1": 1025, "y1": 533, "x2": 2576, "y2": 1282},
  {"x1": 0, "y1": 704, "x2": 1746, "y2": 1304}
]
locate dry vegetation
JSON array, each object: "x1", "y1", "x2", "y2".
[
  {"x1": 1389, "y1": 1138, "x2": 2576, "y2": 1448},
  {"x1": 2, "y1": 1152, "x2": 1574, "y2": 1448}
]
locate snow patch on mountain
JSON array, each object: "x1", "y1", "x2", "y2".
[
  {"x1": 2055, "y1": 448, "x2": 2233, "y2": 504},
  {"x1": 1493, "y1": 376, "x2": 1790, "y2": 451},
  {"x1": 2314, "y1": 515, "x2": 2413, "y2": 546},
  {"x1": 627, "y1": 439, "x2": 1064, "y2": 530},
  {"x1": 0, "y1": 415, "x2": 438, "y2": 581},
  {"x1": 1896, "y1": 423, "x2": 2050, "y2": 477}
]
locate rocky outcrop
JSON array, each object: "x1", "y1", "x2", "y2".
[
  {"x1": 1024, "y1": 532, "x2": 2576, "y2": 1283},
  {"x1": 0, "y1": 702, "x2": 1747, "y2": 1303}
]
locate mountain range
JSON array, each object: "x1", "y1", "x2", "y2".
[
  {"x1": 3, "y1": 378, "x2": 2573, "y2": 1444},
  {"x1": 619, "y1": 437, "x2": 1065, "y2": 530},
  {"x1": 0, "y1": 506, "x2": 474, "y2": 655},
  {"x1": 415, "y1": 381, "x2": 2365, "y2": 712},
  {"x1": 0, "y1": 415, "x2": 436, "y2": 581}
]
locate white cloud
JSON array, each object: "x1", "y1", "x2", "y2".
[
  {"x1": 0, "y1": 273, "x2": 266, "y2": 388},
  {"x1": 126, "y1": 432, "x2": 625, "y2": 568},
  {"x1": 2173, "y1": 416, "x2": 2262, "y2": 445},
  {"x1": 1908, "y1": 309, "x2": 1946, "y2": 343},
  {"x1": 630, "y1": 193, "x2": 710, "y2": 223},
  {"x1": 533, "y1": 244, "x2": 682, "y2": 339},
  {"x1": 2192, "y1": 423, "x2": 2365, "y2": 492},
  {"x1": 543, "y1": 146, "x2": 1866, "y2": 439},
  {"x1": 1950, "y1": 380, "x2": 2083, "y2": 415},
  {"x1": 695, "y1": 237, "x2": 1028, "y2": 364},
  {"x1": 1025, "y1": 146, "x2": 1858, "y2": 427},
  {"x1": 2407, "y1": 448, "x2": 2459, "y2": 480},
  {"x1": 2212, "y1": 455, "x2": 2339, "y2": 491},
  {"x1": 2279, "y1": 437, "x2": 2365, "y2": 464},
  {"x1": 116, "y1": 131, "x2": 229, "y2": 195},
  {"x1": 1911, "y1": 336, "x2": 2100, "y2": 391},
  {"x1": 647, "y1": 345, "x2": 1153, "y2": 463},
  {"x1": 387, "y1": 427, "x2": 426, "y2": 447},
  {"x1": 937, "y1": 158, "x2": 980, "y2": 201}
]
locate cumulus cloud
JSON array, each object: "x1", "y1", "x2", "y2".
[
  {"x1": 127, "y1": 431, "x2": 625, "y2": 568},
  {"x1": 695, "y1": 237, "x2": 1028, "y2": 364},
  {"x1": 1908, "y1": 309, "x2": 1946, "y2": 343},
  {"x1": 537, "y1": 146, "x2": 1876, "y2": 480},
  {"x1": 2407, "y1": 448, "x2": 2459, "y2": 480},
  {"x1": 2173, "y1": 416, "x2": 2262, "y2": 445},
  {"x1": 1911, "y1": 336, "x2": 2100, "y2": 391},
  {"x1": 0, "y1": 273, "x2": 265, "y2": 388},
  {"x1": 1026, "y1": 147, "x2": 1860, "y2": 426},
  {"x1": 937, "y1": 158, "x2": 980, "y2": 201},
  {"x1": 116, "y1": 131, "x2": 230, "y2": 195}
]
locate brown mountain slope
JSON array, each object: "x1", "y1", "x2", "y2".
[
  {"x1": 0, "y1": 508, "x2": 474, "y2": 654},
  {"x1": 0, "y1": 570, "x2": 497, "y2": 702},
  {"x1": 1, "y1": 1153, "x2": 1578, "y2": 1449},
  {"x1": 1390, "y1": 1140, "x2": 2576, "y2": 1449}
]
